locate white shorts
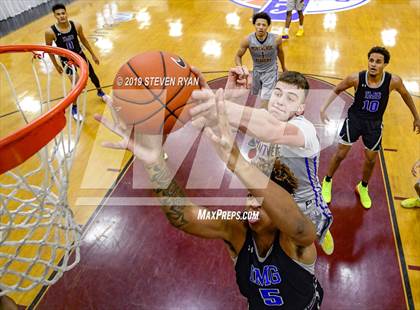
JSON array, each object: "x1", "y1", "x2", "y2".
[
  {"x1": 287, "y1": 0, "x2": 305, "y2": 11},
  {"x1": 297, "y1": 198, "x2": 333, "y2": 243},
  {"x1": 252, "y1": 69, "x2": 278, "y2": 100}
]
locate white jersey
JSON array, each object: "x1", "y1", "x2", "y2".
[
  {"x1": 252, "y1": 116, "x2": 321, "y2": 203},
  {"x1": 251, "y1": 115, "x2": 333, "y2": 238}
]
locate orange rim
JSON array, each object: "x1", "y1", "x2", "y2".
[{"x1": 0, "y1": 45, "x2": 88, "y2": 174}]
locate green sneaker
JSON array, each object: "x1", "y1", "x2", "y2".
[
  {"x1": 401, "y1": 197, "x2": 420, "y2": 208},
  {"x1": 356, "y1": 182, "x2": 372, "y2": 209},
  {"x1": 320, "y1": 229, "x2": 334, "y2": 255},
  {"x1": 321, "y1": 177, "x2": 332, "y2": 203}
]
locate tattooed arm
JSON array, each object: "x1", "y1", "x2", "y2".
[
  {"x1": 94, "y1": 96, "x2": 245, "y2": 254},
  {"x1": 143, "y1": 156, "x2": 244, "y2": 242}
]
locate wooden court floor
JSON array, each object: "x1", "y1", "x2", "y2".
[{"x1": 0, "y1": 0, "x2": 419, "y2": 308}]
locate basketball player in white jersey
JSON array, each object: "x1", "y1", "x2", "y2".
[
  {"x1": 189, "y1": 69, "x2": 334, "y2": 255},
  {"x1": 235, "y1": 12, "x2": 287, "y2": 109}
]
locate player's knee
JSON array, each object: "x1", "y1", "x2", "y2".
[
  {"x1": 335, "y1": 151, "x2": 348, "y2": 161},
  {"x1": 365, "y1": 156, "x2": 376, "y2": 165},
  {"x1": 286, "y1": 11, "x2": 292, "y2": 16}
]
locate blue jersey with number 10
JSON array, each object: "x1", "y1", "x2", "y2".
[
  {"x1": 348, "y1": 70, "x2": 392, "y2": 121},
  {"x1": 235, "y1": 229, "x2": 323, "y2": 309},
  {"x1": 51, "y1": 21, "x2": 82, "y2": 60}
]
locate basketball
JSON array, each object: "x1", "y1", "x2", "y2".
[{"x1": 112, "y1": 51, "x2": 199, "y2": 134}]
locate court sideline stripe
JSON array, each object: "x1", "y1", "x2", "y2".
[{"x1": 379, "y1": 149, "x2": 414, "y2": 309}]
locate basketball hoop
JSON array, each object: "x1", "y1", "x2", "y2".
[{"x1": 0, "y1": 45, "x2": 88, "y2": 295}]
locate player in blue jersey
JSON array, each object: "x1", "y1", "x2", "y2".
[
  {"x1": 320, "y1": 46, "x2": 420, "y2": 209},
  {"x1": 45, "y1": 3, "x2": 106, "y2": 121},
  {"x1": 96, "y1": 93, "x2": 323, "y2": 309}
]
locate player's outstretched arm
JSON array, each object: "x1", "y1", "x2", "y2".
[
  {"x1": 143, "y1": 156, "x2": 243, "y2": 240},
  {"x1": 75, "y1": 22, "x2": 99, "y2": 64},
  {"x1": 94, "y1": 96, "x2": 240, "y2": 241},
  {"x1": 204, "y1": 92, "x2": 316, "y2": 246},
  {"x1": 188, "y1": 70, "x2": 304, "y2": 147},
  {"x1": 320, "y1": 72, "x2": 358, "y2": 123},
  {"x1": 392, "y1": 75, "x2": 420, "y2": 133},
  {"x1": 230, "y1": 102, "x2": 305, "y2": 147},
  {"x1": 190, "y1": 91, "x2": 305, "y2": 147}
]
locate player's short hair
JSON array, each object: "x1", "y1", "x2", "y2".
[
  {"x1": 252, "y1": 12, "x2": 271, "y2": 26},
  {"x1": 52, "y1": 3, "x2": 66, "y2": 12},
  {"x1": 277, "y1": 71, "x2": 310, "y2": 99},
  {"x1": 270, "y1": 159, "x2": 298, "y2": 195},
  {"x1": 368, "y1": 46, "x2": 390, "y2": 64}
]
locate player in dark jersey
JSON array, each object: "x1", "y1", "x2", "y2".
[
  {"x1": 45, "y1": 3, "x2": 106, "y2": 121},
  {"x1": 96, "y1": 93, "x2": 323, "y2": 309},
  {"x1": 320, "y1": 46, "x2": 420, "y2": 209}
]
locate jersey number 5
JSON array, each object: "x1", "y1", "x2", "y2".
[{"x1": 259, "y1": 288, "x2": 284, "y2": 306}]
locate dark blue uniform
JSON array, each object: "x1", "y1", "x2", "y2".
[
  {"x1": 51, "y1": 20, "x2": 82, "y2": 56},
  {"x1": 235, "y1": 229, "x2": 323, "y2": 309},
  {"x1": 51, "y1": 20, "x2": 83, "y2": 74},
  {"x1": 339, "y1": 70, "x2": 392, "y2": 151},
  {"x1": 51, "y1": 21, "x2": 102, "y2": 92}
]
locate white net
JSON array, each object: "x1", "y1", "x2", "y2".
[{"x1": 0, "y1": 50, "x2": 86, "y2": 295}]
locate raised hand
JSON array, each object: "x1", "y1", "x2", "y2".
[
  {"x1": 224, "y1": 65, "x2": 251, "y2": 101},
  {"x1": 94, "y1": 95, "x2": 164, "y2": 165},
  {"x1": 320, "y1": 109, "x2": 330, "y2": 124},
  {"x1": 203, "y1": 89, "x2": 237, "y2": 165},
  {"x1": 188, "y1": 67, "x2": 219, "y2": 128}
]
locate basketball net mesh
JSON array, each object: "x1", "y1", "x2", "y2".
[{"x1": 0, "y1": 52, "x2": 86, "y2": 295}]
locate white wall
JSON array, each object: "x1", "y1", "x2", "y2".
[{"x1": 0, "y1": 0, "x2": 50, "y2": 21}]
